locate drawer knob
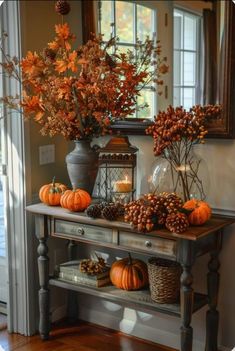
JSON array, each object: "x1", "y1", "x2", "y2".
[
  {"x1": 145, "y1": 240, "x2": 152, "y2": 248},
  {"x1": 77, "y1": 228, "x2": 84, "y2": 235}
]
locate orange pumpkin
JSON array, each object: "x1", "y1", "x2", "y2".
[
  {"x1": 110, "y1": 253, "x2": 148, "y2": 291},
  {"x1": 39, "y1": 177, "x2": 67, "y2": 206},
  {"x1": 60, "y1": 188, "x2": 91, "y2": 212},
  {"x1": 183, "y1": 199, "x2": 211, "y2": 225}
]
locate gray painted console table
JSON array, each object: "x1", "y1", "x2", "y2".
[{"x1": 27, "y1": 203, "x2": 234, "y2": 351}]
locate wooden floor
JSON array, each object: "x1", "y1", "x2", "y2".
[{"x1": 0, "y1": 320, "x2": 176, "y2": 351}]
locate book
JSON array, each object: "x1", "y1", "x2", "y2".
[
  {"x1": 59, "y1": 260, "x2": 110, "y2": 280},
  {"x1": 58, "y1": 271, "x2": 111, "y2": 288}
]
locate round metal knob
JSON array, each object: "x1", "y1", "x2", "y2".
[
  {"x1": 77, "y1": 228, "x2": 84, "y2": 235},
  {"x1": 145, "y1": 240, "x2": 152, "y2": 248}
]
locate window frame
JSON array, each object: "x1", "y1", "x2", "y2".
[
  {"x1": 173, "y1": 7, "x2": 202, "y2": 109},
  {"x1": 82, "y1": 0, "x2": 235, "y2": 139},
  {"x1": 98, "y1": 1, "x2": 157, "y2": 121}
]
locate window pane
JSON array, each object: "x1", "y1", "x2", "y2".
[
  {"x1": 174, "y1": 51, "x2": 182, "y2": 85},
  {"x1": 137, "y1": 5, "x2": 153, "y2": 42},
  {"x1": 174, "y1": 87, "x2": 182, "y2": 107},
  {"x1": 174, "y1": 11, "x2": 183, "y2": 50},
  {"x1": 184, "y1": 15, "x2": 197, "y2": 50},
  {"x1": 183, "y1": 88, "x2": 195, "y2": 110},
  {"x1": 116, "y1": 1, "x2": 134, "y2": 43},
  {"x1": 117, "y1": 45, "x2": 134, "y2": 56},
  {"x1": 100, "y1": 1, "x2": 113, "y2": 41},
  {"x1": 137, "y1": 90, "x2": 154, "y2": 119},
  {"x1": 184, "y1": 52, "x2": 196, "y2": 85}
]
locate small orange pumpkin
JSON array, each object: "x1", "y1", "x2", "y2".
[
  {"x1": 110, "y1": 253, "x2": 148, "y2": 291},
  {"x1": 39, "y1": 177, "x2": 67, "y2": 206},
  {"x1": 60, "y1": 188, "x2": 91, "y2": 212},
  {"x1": 183, "y1": 199, "x2": 211, "y2": 225}
]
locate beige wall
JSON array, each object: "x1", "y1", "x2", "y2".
[
  {"x1": 20, "y1": 1, "x2": 235, "y2": 349},
  {"x1": 20, "y1": 0, "x2": 82, "y2": 199}
]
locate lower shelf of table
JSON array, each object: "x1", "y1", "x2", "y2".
[{"x1": 49, "y1": 278, "x2": 208, "y2": 318}]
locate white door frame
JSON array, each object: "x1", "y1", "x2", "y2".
[{"x1": 1, "y1": 0, "x2": 36, "y2": 335}]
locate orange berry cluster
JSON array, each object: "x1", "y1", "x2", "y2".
[
  {"x1": 165, "y1": 212, "x2": 189, "y2": 234},
  {"x1": 146, "y1": 105, "x2": 222, "y2": 156},
  {"x1": 124, "y1": 192, "x2": 183, "y2": 232}
]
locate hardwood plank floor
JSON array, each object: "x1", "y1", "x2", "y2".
[{"x1": 0, "y1": 320, "x2": 177, "y2": 351}]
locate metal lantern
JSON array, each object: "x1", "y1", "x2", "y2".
[{"x1": 94, "y1": 136, "x2": 138, "y2": 203}]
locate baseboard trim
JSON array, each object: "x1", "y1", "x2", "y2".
[
  {"x1": 78, "y1": 305, "x2": 209, "y2": 351},
  {"x1": 51, "y1": 304, "x2": 67, "y2": 323},
  {"x1": 219, "y1": 346, "x2": 231, "y2": 351},
  {"x1": 212, "y1": 207, "x2": 235, "y2": 217},
  {"x1": 0, "y1": 302, "x2": 7, "y2": 315},
  {"x1": 51, "y1": 303, "x2": 232, "y2": 351}
]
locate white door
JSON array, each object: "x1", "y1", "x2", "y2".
[
  {"x1": 0, "y1": 175, "x2": 7, "y2": 305},
  {"x1": 0, "y1": 51, "x2": 7, "y2": 307}
]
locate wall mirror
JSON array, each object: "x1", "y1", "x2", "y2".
[{"x1": 82, "y1": 0, "x2": 235, "y2": 138}]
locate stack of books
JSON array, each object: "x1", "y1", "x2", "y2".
[{"x1": 58, "y1": 260, "x2": 111, "y2": 288}]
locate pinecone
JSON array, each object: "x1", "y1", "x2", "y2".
[
  {"x1": 114, "y1": 202, "x2": 125, "y2": 216},
  {"x1": 160, "y1": 192, "x2": 183, "y2": 214},
  {"x1": 86, "y1": 204, "x2": 101, "y2": 218},
  {"x1": 44, "y1": 48, "x2": 56, "y2": 61},
  {"x1": 79, "y1": 257, "x2": 106, "y2": 275},
  {"x1": 55, "y1": 0, "x2": 71, "y2": 15},
  {"x1": 98, "y1": 201, "x2": 110, "y2": 210},
  {"x1": 102, "y1": 205, "x2": 119, "y2": 221},
  {"x1": 165, "y1": 212, "x2": 189, "y2": 234}
]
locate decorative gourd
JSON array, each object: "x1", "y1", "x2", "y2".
[
  {"x1": 39, "y1": 177, "x2": 67, "y2": 206},
  {"x1": 183, "y1": 199, "x2": 211, "y2": 225},
  {"x1": 110, "y1": 253, "x2": 148, "y2": 291},
  {"x1": 60, "y1": 188, "x2": 91, "y2": 212}
]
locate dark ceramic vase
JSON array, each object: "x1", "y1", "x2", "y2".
[{"x1": 66, "y1": 140, "x2": 99, "y2": 195}]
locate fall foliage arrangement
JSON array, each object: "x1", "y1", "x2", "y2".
[
  {"x1": 146, "y1": 104, "x2": 222, "y2": 201},
  {"x1": 0, "y1": 22, "x2": 168, "y2": 140}
]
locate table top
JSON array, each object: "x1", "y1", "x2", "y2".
[{"x1": 26, "y1": 203, "x2": 235, "y2": 241}]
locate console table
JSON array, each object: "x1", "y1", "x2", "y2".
[{"x1": 27, "y1": 203, "x2": 234, "y2": 351}]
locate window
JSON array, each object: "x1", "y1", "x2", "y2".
[
  {"x1": 173, "y1": 9, "x2": 201, "y2": 110},
  {"x1": 98, "y1": 0, "x2": 156, "y2": 119}
]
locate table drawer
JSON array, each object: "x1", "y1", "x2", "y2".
[
  {"x1": 52, "y1": 218, "x2": 113, "y2": 243},
  {"x1": 119, "y1": 231, "x2": 176, "y2": 257}
]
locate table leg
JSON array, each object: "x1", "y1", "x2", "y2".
[
  {"x1": 178, "y1": 239, "x2": 195, "y2": 351},
  {"x1": 180, "y1": 263, "x2": 194, "y2": 351},
  {"x1": 67, "y1": 240, "x2": 78, "y2": 322},
  {"x1": 37, "y1": 237, "x2": 50, "y2": 340},
  {"x1": 205, "y1": 232, "x2": 221, "y2": 351}
]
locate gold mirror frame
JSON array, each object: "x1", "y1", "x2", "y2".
[{"x1": 81, "y1": 0, "x2": 235, "y2": 138}]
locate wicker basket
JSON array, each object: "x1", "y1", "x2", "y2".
[{"x1": 147, "y1": 257, "x2": 181, "y2": 304}]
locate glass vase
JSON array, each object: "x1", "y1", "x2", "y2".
[{"x1": 149, "y1": 148, "x2": 209, "y2": 202}]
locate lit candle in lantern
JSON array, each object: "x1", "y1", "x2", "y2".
[{"x1": 113, "y1": 176, "x2": 132, "y2": 193}]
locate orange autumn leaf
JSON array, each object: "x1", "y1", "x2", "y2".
[
  {"x1": 55, "y1": 23, "x2": 70, "y2": 40},
  {"x1": 68, "y1": 51, "x2": 78, "y2": 72},
  {"x1": 55, "y1": 59, "x2": 68, "y2": 73},
  {"x1": 64, "y1": 41, "x2": 72, "y2": 51},
  {"x1": 21, "y1": 95, "x2": 44, "y2": 119},
  {"x1": 48, "y1": 41, "x2": 59, "y2": 51},
  {"x1": 21, "y1": 51, "x2": 44, "y2": 76}
]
